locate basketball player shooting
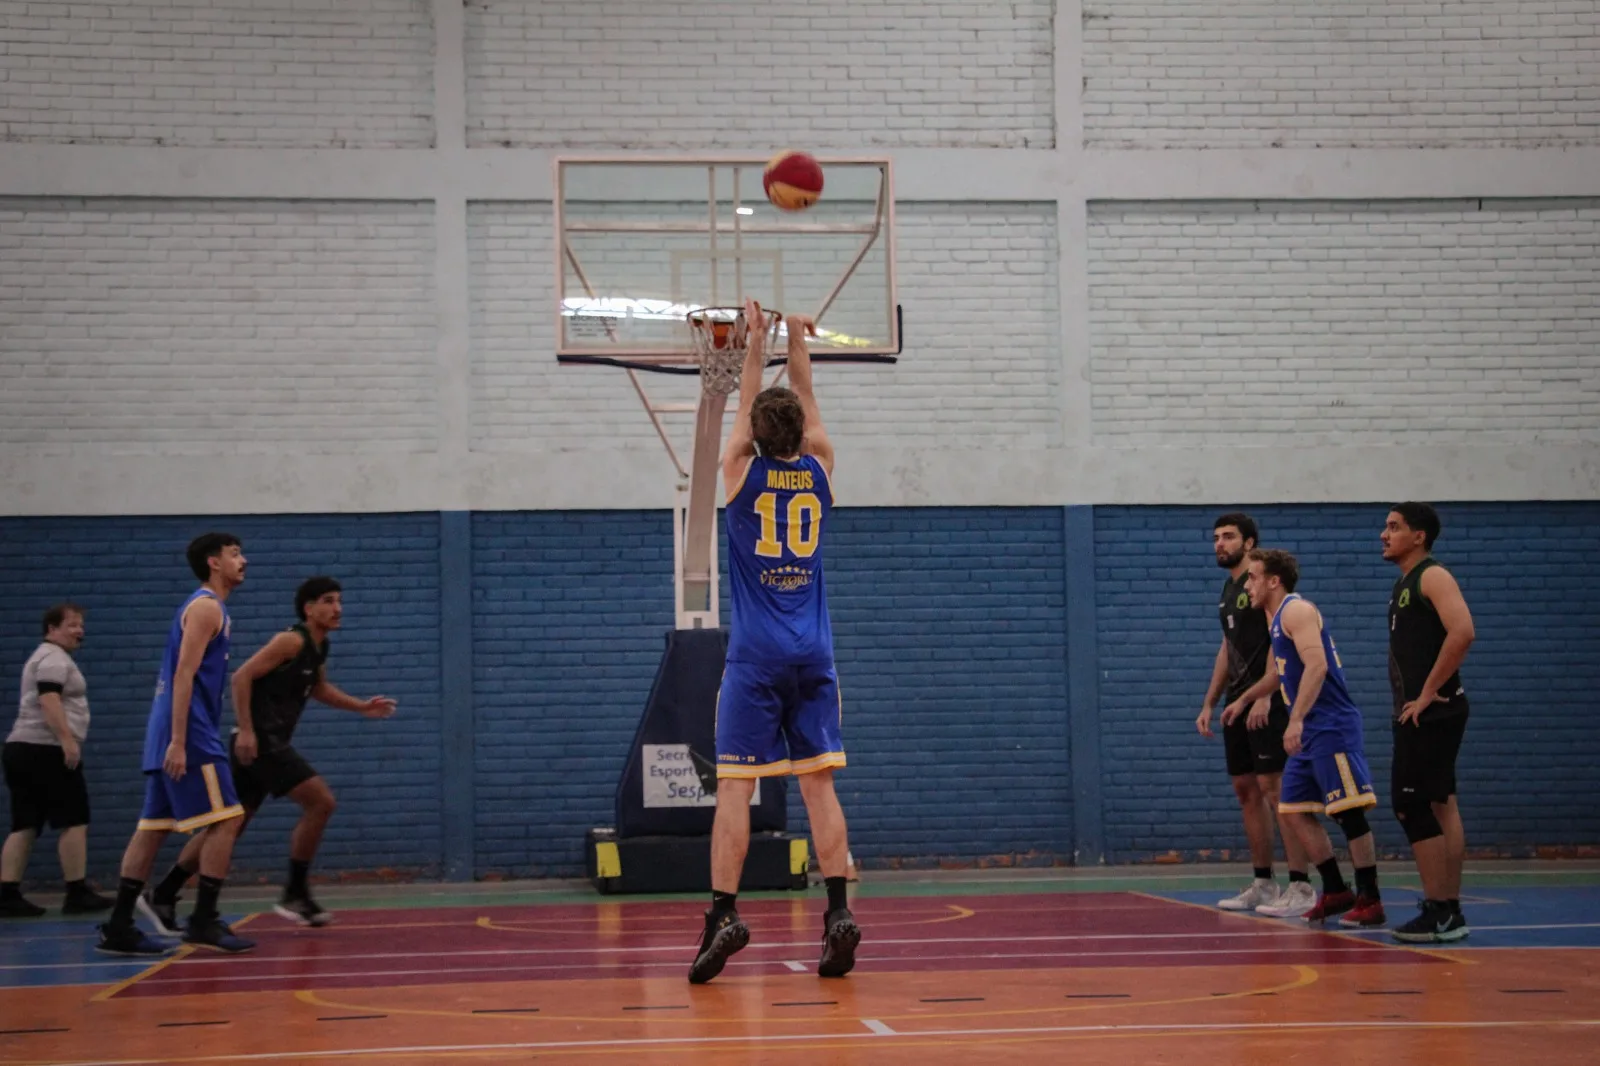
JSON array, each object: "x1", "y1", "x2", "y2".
[{"x1": 687, "y1": 298, "x2": 860, "y2": 985}]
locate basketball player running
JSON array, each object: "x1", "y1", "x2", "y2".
[
  {"x1": 1225, "y1": 550, "x2": 1386, "y2": 928},
  {"x1": 1198, "y1": 514, "x2": 1311, "y2": 916},
  {"x1": 141, "y1": 577, "x2": 396, "y2": 934},
  {"x1": 1382, "y1": 503, "x2": 1474, "y2": 943},
  {"x1": 96, "y1": 533, "x2": 254, "y2": 955},
  {"x1": 688, "y1": 299, "x2": 859, "y2": 984}
]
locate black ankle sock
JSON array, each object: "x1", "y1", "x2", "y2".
[
  {"x1": 0, "y1": 881, "x2": 20, "y2": 900},
  {"x1": 1315, "y1": 858, "x2": 1347, "y2": 894},
  {"x1": 710, "y1": 890, "x2": 737, "y2": 917},
  {"x1": 64, "y1": 878, "x2": 87, "y2": 895},
  {"x1": 1448, "y1": 898, "x2": 1461, "y2": 914},
  {"x1": 825, "y1": 876, "x2": 848, "y2": 913},
  {"x1": 110, "y1": 877, "x2": 144, "y2": 927},
  {"x1": 1252, "y1": 866, "x2": 1272, "y2": 882},
  {"x1": 1289, "y1": 870, "x2": 1311, "y2": 884},
  {"x1": 193, "y1": 875, "x2": 224, "y2": 923},
  {"x1": 1354, "y1": 865, "x2": 1379, "y2": 899},
  {"x1": 153, "y1": 862, "x2": 193, "y2": 904},
  {"x1": 287, "y1": 860, "x2": 310, "y2": 898}
]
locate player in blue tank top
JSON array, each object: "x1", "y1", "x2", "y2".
[
  {"x1": 1226, "y1": 549, "x2": 1387, "y2": 929},
  {"x1": 688, "y1": 299, "x2": 860, "y2": 986},
  {"x1": 96, "y1": 533, "x2": 255, "y2": 957}
]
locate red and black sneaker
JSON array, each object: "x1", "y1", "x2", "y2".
[
  {"x1": 1304, "y1": 889, "x2": 1356, "y2": 925},
  {"x1": 1338, "y1": 894, "x2": 1387, "y2": 928}
]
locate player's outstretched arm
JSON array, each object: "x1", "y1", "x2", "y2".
[
  {"x1": 312, "y1": 670, "x2": 397, "y2": 719},
  {"x1": 784, "y1": 313, "x2": 834, "y2": 477},
  {"x1": 721, "y1": 297, "x2": 769, "y2": 496}
]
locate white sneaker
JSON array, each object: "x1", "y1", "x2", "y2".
[
  {"x1": 1217, "y1": 879, "x2": 1281, "y2": 911},
  {"x1": 1256, "y1": 880, "x2": 1317, "y2": 918}
]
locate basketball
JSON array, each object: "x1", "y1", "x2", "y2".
[{"x1": 763, "y1": 150, "x2": 824, "y2": 212}]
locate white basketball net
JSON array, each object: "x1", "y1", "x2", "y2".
[{"x1": 686, "y1": 307, "x2": 783, "y2": 397}]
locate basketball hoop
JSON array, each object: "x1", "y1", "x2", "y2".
[{"x1": 686, "y1": 306, "x2": 783, "y2": 397}]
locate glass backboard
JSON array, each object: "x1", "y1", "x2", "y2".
[{"x1": 555, "y1": 156, "x2": 898, "y2": 364}]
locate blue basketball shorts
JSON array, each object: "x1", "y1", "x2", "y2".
[
  {"x1": 716, "y1": 659, "x2": 845, "y2": 779},
  {"x1": 138, "y1": 762, "x2": 245, "y2": 833},
  {"x1": 1278, "y1": 734, "x2": 1378, "y2": 816}
]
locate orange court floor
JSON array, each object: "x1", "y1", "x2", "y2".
[{"x1": 2, "y1": 862, "x2": 1598, "y2": 1065}]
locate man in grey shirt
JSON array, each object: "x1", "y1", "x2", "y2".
[{"x1": 2, "y1": 604, "x2": 112, "y2": 916}]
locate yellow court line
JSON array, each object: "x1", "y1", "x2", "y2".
[{"x1": 90, "y1": 912, "x2": 261, "y2": 1002}]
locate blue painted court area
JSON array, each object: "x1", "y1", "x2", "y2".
[{"x1": 1163, "y1": 883, "x2": 1600, "y2": 949}]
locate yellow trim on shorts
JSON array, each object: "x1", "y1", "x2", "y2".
[
  {"x1": 1333, "y1": 753, "x2": 1359, "y2": 801},
  {"x1": 1325, "y1": 792, "x2": 1378, "y2": 815},
  {"x1": 202, "y1": 763, "x2": 225, "y2": 811},
  {"x1": 1278, "y1": 801, "x2": 1325, "y2": 814},
  {"x1": 136, "y1": 818, "x2": 176, "y2": 832},
  {"x1": 789, "y1": 752, "x2": 847, "y2": 775},
  {"x1": 175, "y1": 805, "x2": 244, "y2": 833},
  {"x1": 717, "y1": 758, "x2": 792, "y2": 780}
]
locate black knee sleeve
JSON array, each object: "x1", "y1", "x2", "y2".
[
  {"x1": 1332, "y1": 807, "x2": 1371, "y2": 842},
  {"x1": 1393, "y1": 795, "x2": 1443, "y2": 843}
]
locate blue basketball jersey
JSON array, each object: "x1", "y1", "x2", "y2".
[
  {"x1": 1268, "y1": 594, "x2": 1363, "y2": 744},
  {"x1": 725, "y1": 454, "x2": 835, "y2": 665},
  {"x1": 142, "y1": 588, "x2": 233, "y2": 771}
]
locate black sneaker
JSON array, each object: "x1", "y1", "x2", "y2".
[
  {"x1": 687, "y1": 909, "x2": 749, "y2": 985},
  {"x1": 62, "y1": 886, "x2": 114, "y2": 915},
  {"x1": 95, "y1": 922, "x2": 173, "y2": 956},
  {"x1": 0, "y1": 894, "x2": 47, "y2": 918},
  {"x1": 817, "y1": 907, "x2": 861, "y2": 978},
  {"x1": 183, "y1": 915, "x2": 256, "y2": 954},
  {"x1": 1392, "y1": 900, "x2": 1469, "y2": 944},
  {"x1": 137, "y1": 888, "x2": 183, "y2": 937},
  {"x1": 274, "y1": 893, "x2": 333, "y2": 927}
]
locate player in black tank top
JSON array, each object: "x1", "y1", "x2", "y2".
[
  {"x1": 1382, "y1": 503, "x2": 1476, "y2": 943},
  {"x1": 1199, "y1": 514, "x2": 1311, "y2": 916},
  {"x1": 145, "y1": 579, "x2": 396, "y2": 930}
]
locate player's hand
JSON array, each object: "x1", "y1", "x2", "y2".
[
  {"x1": 1283, "y1": 720, "x2": 1303, "y2": 757},
  {"x1": 234, "y1": 729, "x2": 258, "y2": 766},
  {"x1": 787, "y1": 313, "x2": 817, "y2": 337},
  {"x1": 61, "y1": 736, "x2": 81, "y2": 770},
  {"x1": 1246, "y1": 698, "x2": 1271, "y2": 731},
  {"x1": 1220, "y1": 699, "x2": 1246, "y2": 727},
  {"x1": 1196, "y1": 704, "x2": 1216, "y2": 738},
  {"x1": 360, "y1": 696, "x2": 397, "y2": 719},
  {"x1": 163, "y1": 740, "x2": 187, "y2": 780},
  {"x1": 1398, "y1": 691, "x2": 1446, "y2": 726}
]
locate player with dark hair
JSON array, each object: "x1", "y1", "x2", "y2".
[
  {"x1": 97, "y1": 533, "x2": 253, "y2": 955},
  {"x1": 1198, "y1": 513, "x2": 1310, "y2": 916},
  {"x1": 1226, "y1": 549, "x2": 1386, "y2": 929},
  {"x1": 688, "y1": 299, "x2": 859, "y2": 984},
  {"x1": 142, "y1": 577, "x2": 395, "y2": 932},
  {"x1": 1382, "y1": 502, "x2": 1474, "y2": 942}
]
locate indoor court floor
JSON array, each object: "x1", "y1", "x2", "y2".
[{"x1": 3, "y1": 862, "x2": 1598, "y2": 1065}]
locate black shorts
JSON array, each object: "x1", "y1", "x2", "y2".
[
  {"x1": 1223, "y1": 699, "x2": 1291, "y2": 777},
  {"x1": 231, "y1": 737, "x2": 319, "y2": 810},
  {"x1": 3, "y1": 741, "x2": 91, "y2": 832},
  {"x1": 1392, "y1": 710, "x2": 1468, "y2": 804}
]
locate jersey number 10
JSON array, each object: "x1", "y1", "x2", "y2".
[{"x1": 753, "y1": 492, "x2": 822, "y2": 559}]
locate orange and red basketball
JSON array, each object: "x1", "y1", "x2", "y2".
[{"x1": 763, "y1": 150, "x2": 824, "y2": 212}]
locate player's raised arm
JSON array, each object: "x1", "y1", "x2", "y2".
[
  {"x1": 721, "y1": 298, "x2": 769, "y2": 495},
  {"x1": 784, "y1": 313, "x2": 833, "y2": 477}
]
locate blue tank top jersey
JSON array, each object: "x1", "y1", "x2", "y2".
[
  {"x1": 1268, "y1": 593, "x2": 1364, "y2": 743},
  {"x1": 142, "y1": 588, "x2": 233, "y2": 771},
  {"x1": 725, "y1": 454, "x2": 835, "y2": 665}
]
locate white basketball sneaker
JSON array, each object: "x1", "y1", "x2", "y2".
[
  {"x1": 1217, "y1": 879, "x2": 1281, "y2": 911},
  {"x1": 1256, "y1": 879, "x2": 1318, "y2": 918}
]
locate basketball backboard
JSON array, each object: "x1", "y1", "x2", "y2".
[{"x1": 554, "y1": 156, "x2": 898, "y2": 363}]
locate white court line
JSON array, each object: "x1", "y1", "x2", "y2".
[
  {"x1": 107, "y1": 943, "x2": 1397, "y2": 986},
  {"x1": 782, "y1": 960, "x2": 808, "y2": 972},
  {"x1": 43, "y1": 1017, "x2": 1600, "y2": 1066},
  {"x1": 861, "y1": 1019, "x2": 897, "y2": 1035}
]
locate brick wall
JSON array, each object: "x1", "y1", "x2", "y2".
[
  {"x1": 1087, "y1": 199, "x2": 1600, "y2": 447},
  {"x1": 1082, "y1": 0, "x2": 1600, "y2": 148},
  {"x1": 0, "y1": 0, "x2": 435, "y2": 147}
]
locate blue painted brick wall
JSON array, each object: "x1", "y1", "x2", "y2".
[
  {"x1": 471, "y1": 507, "x2": 1072, "y2": 877},
  {"x1": 1095, "y1": 502, "x2": 1600, "y2": 862},
  {"x1": 0, "y1": 515, "x2": 442, "y2": 884}
]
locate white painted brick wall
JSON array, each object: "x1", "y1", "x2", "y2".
[
  {"x1": 470, "y1": 202, "x2": 1061, "y2": 455},
  {"x1": 0, "y1": 200, "x2": 438, "y2": 451},
  {"x1": 1087, "y1": 199, "x2": 1600, "y2": 446},
  {"x1": 0, "y1": 0, "x2": 434, "y2": 147},
  {"x1": 465, "y1": 0, "x2": 1055, "y2": 149},
  {"x1": 1083, "y1": 1, "x2": 1600, "y2": 148}
]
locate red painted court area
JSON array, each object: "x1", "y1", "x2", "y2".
[{"x1": 118, "y1": 891, "x2": 1434, "y2": 998}]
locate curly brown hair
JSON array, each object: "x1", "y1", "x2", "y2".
[{"x1": 750, "y1": 387, "x2": 805, "y2": 458}]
